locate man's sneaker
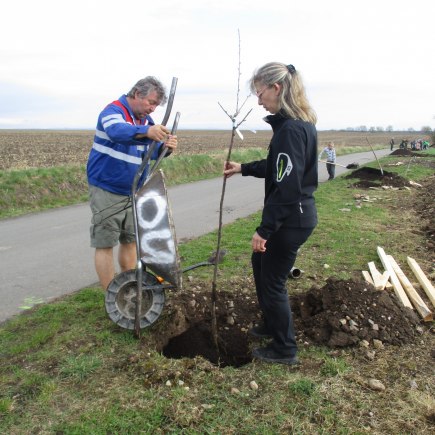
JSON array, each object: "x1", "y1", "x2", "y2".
[
  {"x1": 252, "y1": 346, "x2": 300, "y2": 366},
  {"x1": 248, "y1": 324, "x2": 272, "y2": 339}
]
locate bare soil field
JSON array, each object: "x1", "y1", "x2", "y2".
[{"x1": 0, "y1": 129, "x2": 425, "y2": 170}]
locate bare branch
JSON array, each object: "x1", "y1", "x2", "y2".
[
  {"x1": 236, "y1": 108, "x2": 253, "y2": 129},
  {"x1": 235, "y1": 29, "x2": 242, "y2": 117},
  {"x1": 234, "y1": 95, "x2": 251, "y2": 119},
  {"x1": 218, "y1": 102, "x2": 234, "y2": 121}
]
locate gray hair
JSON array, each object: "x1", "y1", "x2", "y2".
[
  {"x1": 127, "y1": 76, "x2": 168, "y2": 105},
  {"x1": 249, "y1": 62, "x2": 317, "y2": 125}
]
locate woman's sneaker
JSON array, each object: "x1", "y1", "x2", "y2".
[
  {"x1": 252, "y1": 346, "x2": 299, "y2": 366},
  {"x1": 248, "y1": 324, "x2": 272, "y2": 339}
]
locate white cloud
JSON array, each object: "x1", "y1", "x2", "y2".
[{"x1": 1, "y1": 0, "x2": 434, "y2": 130}]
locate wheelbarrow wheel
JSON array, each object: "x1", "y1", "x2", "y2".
[{"x1": 105, "y1": 269, "x2": 165, "y2": 330}]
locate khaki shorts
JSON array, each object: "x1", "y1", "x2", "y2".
[{"x1": 89, "y1": 185, "x2": 136, "y2": 248}]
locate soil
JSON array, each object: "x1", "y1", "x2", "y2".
[
  {"x1": 344, "y1": 167, "x2": 410, "y2": 188},
  {"x1": 151, "y1": 171, "x2": 435, "y2": 368},
  {"x1": 390, "y1": 148, "x2": 434, "y2": 158},
  {"x1": 156, "y1": 277, "x2": 424, "y2": 368}
]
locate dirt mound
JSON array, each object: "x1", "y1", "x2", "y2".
[
  {"x1": 390, "y1": 149, "x2": 414, "y2": 156},
  {"x1": 390, "y1": 149, "x2": 435, "y2": 158},
  {"x1": 404, "y1": 174, "x2": 435, "y2": 250},
  {"x1": 419, "y1": 176, "x2": 435, "y2": 241},
  {"x1": 153, "y1": 276, "x2": 422, "y2": 367},
  {"x1": 291, "y1": 278, "x2": 420, "y2": 347},
  {"x1": 345, "y1": 167, "x2": 409, "y2": 188}
]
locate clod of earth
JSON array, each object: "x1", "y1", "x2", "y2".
[{"x1": 291, "y1": 277, "x2": 421, "y2": 348}]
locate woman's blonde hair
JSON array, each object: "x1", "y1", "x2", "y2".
[{"x1": 250, "y1": 62, "x2": 317, "y2": 125}]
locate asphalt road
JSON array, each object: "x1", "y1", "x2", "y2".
[{"x1": 0, "y1": 148, "x2": 391, "y2": 323}]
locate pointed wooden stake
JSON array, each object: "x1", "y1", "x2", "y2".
[
  {"x1": 376, "y1": 247, "x2": 412, "y2": 309},
  {"x1": 362, "y1": 270, "x2": 375, "y2": 286},
  {"x1": 387, "y1": 255, "x2": 432, "y2": 321},
  {"x1": 407, "y1": 256, "x2": 435, "y2": 309},
  {"x1": 367, "y1": 262, "x2": 390, "y2": 290}
]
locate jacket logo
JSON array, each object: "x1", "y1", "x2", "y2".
[{"x1": 276, "y1": 153, "x2": 293, "y2": 182}]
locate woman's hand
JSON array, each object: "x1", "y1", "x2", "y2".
[
  {"x1": 252, "y1": 231, "x2": 267, "y2": 253},
  {"x1": 223, "y1": 161, "x2": 242, "y2": 178}
]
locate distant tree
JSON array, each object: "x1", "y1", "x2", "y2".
[
  {"x1": 386, "y1": 125, "x2": 393, "y2": 132},
  {"x1": 376, "y1": 126, "x2": 384, "y2": 132},
  {"x1": 369, "y1": 126, "x2": 376, "y2": 132},
  {"x1": 408, "y1": 127, "x2": 415, "y2": 132},
  {"x1": 360, "y1": 125, "x2": 367, "y2": 132}
]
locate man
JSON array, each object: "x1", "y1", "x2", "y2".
[
  {"x1": 318, "y1": 141, "x2": 336, "y2": 180},
  {"x1": 87, "y1": 76, "x2": 178, "y2": 290},
  {"x1": 390, "y1": 137, "x2": 395, "y2": 151}
]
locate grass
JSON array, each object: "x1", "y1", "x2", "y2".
[
  {"x1": 0, "y1": 166, "x2": 89, "y2": 218},
  {"x1": 179, "y1": 150, "x2": 435, "y2": 287},
  {"x1": 0, "y1": 151, "x2": 434, "y2": 433},
  {"x1": 0, "y1": 144, "x2": 388, "y2": 220},
  {"x1": 0, "y1": 148, "x2": 267, "y2": 219}
]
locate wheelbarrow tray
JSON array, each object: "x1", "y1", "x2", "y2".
[{"x1": 136, "y1": 169, "x2": 182, "y2": 289}]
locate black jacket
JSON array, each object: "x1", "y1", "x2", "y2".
[{"x1": 241, "y1": 113, "x2": 318, "y2": 239}]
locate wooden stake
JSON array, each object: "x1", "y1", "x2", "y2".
[
  {"x1": 362, "y1": 270, "x2": 374, "y2": 286},
  {"x1": 367, "y1": 261, "x2": 390, "y2": 290},
  {"x1": 387, "y1": 255, "x2": 433, "y2": 321},
  {"x1": 366, "y1": 137, "x2": 384, "y2": 175},
  {"x1": 376, "y1": 247, "x2": 412, "y2": 309},
  {"x1": 407, "y1": 256, "x2": 435, "y2": 309},
  {"x1": 385, "y1": 278, "x2": 393, "y2": 290}
]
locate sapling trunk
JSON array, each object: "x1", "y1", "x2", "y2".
[{"x1": 211, "y1": 29, "x2": 252, "y2": 353}]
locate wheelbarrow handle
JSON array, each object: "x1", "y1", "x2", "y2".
[
  {"x1": 318, "y1": 159, "x2": 348, "y2": 168},
  {"x1": 147, "y1": 111, "x2": 181, "y2": 179},
  {"x1": 133, "y1": 77, "x2": 178, "y2": 337},
  {"x1": 131, "y1": 77, "x2": 178, "y2": 195}
]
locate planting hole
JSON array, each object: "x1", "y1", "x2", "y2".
[{"x1": 162, "y1": 320, "x2": 252, "y2": 368}]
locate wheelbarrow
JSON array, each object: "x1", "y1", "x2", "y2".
[{"x1": 104, "y1": 78, "x2": 217, "y2": 335}]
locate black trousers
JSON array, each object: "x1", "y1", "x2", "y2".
[
  {"x1": 251, "y1": 226, "x2": 314, "y2": 357},
  {"x1": 326, "y1": 162, "x2": 335, "y2": 180}
]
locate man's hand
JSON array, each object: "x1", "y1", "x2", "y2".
[
  {"x1": 164, "y1": 135, "x2": 177, "y2": 151},
  {"x1": 146, "y1": 125, "x2": 170, "y2": 142}
]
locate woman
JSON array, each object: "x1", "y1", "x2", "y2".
[{"x1": 224, "y1": 62, "x2": 318, "y2": 365}]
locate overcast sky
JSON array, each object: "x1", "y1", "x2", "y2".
[{"x1": 1, "y1": 0, "x2": 434, "y2": 131}]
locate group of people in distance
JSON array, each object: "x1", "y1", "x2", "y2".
[
  {"x1": 391, "y1": 137, "x2": 430, "y2": 151},
  {"x1": 399, "y1": 138, "x2": 429, "y2": 150}
]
